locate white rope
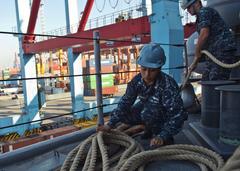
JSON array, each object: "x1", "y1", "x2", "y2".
[
  {"x1": 119, "y1": 144, "x2": 224, "y2": 171},
  {"x1": 61, "y1": 130, "x2": 225, "y2": 171},
  {"x1": 220, "y1": 146, "x2": 240, "y2": 171},
  {"x1": 60, "y1": 130, "x2": 143, "y2": 171},
  {"x1": 202, "y1": 50, "x2": 240, "y2": 69},
  {"x1": 181, "y1": 49, "x2": 240, "y2": 90}
]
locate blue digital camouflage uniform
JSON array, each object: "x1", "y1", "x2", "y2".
[
  {"x1": 108, "y1": 72, "x2": 188, "y2": 141},
  {"x1": 196, "y1": 7, "x2": 236, "y2": 80}
]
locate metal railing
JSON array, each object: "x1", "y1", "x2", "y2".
[{"x1": 35, "y1": 4, "x2": 150, "y2": 42}]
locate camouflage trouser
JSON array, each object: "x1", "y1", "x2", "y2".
[
  {"x1": 119, "y1": 102, "x2": 163, "y2": 134},
  {"x1": 202, "y1": 51, "x2": 236, "y2": 81}
]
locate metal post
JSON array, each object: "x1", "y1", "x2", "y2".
[
  {"x1": 184, "y1": 41, "x2": 189, "y2": 78},
  {"x1": 151, "y1": 0, "x2": 183, "y2": 83},
  {"x1": 93, "y1": 31, "x2": 104, "y2": 125},
  {"x1": 141, "y1": 0, "x2": 147, "y2": 16}
]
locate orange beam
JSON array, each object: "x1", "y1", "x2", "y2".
[
  {"x1": 23, "y1": 16, "x2": 150, "y2": 53},
  {"x1": 73, "y1": 35, "x2": 150, "y2": 53}
]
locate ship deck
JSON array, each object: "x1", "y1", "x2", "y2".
[{"x1": 1, "y1": 112, "x2": 236, "y2": 171}]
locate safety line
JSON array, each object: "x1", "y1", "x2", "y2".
[
  {"x1": 0, "y1": 66, "x2": 186, "y2": 82},
  {"x1": 0, "y1": 103, "x2": 118, "y2": 130},
  {"x1": 0, "y1": 31, "x2": 185, "y2": 47}
]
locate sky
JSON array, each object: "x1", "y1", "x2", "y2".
[
  {"x1": 0, "y1": 0, "x2": 18, "y2": 70},
  {"x1": 0, "y1": 0, "x2": 192, "y2": 70},
  {"x1": 0, "y1": 0, "x2": 147, "y2": 70}
]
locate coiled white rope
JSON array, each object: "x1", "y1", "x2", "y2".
[
  {"x1": 119, "y1": 144, "x2": 224, "y2": 171},
  {"x1": 220, "y1": 145, "x2": 240, "y2": 171},
  {"x1": 60, "y1": 130, "x2": 144, "y2": 171},
  {"x1": 61, "y1": 130, "x2": 225, "y2": 171}
]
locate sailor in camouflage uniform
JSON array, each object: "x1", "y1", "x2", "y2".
[
  {"x1": 97, "y1": 43, "x2": 188, "y2": 147},
  {"x1": 181, "y1": 0, "x2": 236, "y2": 80}
]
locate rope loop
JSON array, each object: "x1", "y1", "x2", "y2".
[
  {"x1": 202, "y1": 50, "x2": 240, "y2": 69},
  {"x1": 119, "y1": 144, "x2": 224, "y2": 171},
  {"x1": 60, "y1": 130, "x2": 143, "y2": 171},
  {"x1": 61, "y1": 130, "x2": 227, "y2": 171},
  {"x1": 220, "y1": 146, "x2": 240, "y2": 171}
]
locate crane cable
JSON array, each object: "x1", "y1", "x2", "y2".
[
  {"x1": 109, "y1": 0, "x2": 119, "y2": 9},
  {"x1": 60, "y1": 129, "x2": 225, "y2": 171},
  {"x1": 124, "y1": 0, "x2": 133, "y2": 4},
  {"x1": 95, "y1": 0, "x2": 106, "y2": 12}
]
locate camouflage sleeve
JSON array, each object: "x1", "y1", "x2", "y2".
[
  {"x1": 198, "y1": 7, "x2": 212, "y2": 30},
  {"x1": 108, "y1": 79, "x2": 138, "y2": 127},
  {"x1": 158, "y1": 79, "x2": 188, "y2": 140}
]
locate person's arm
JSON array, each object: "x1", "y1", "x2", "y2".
[
  {"x1": 157, "y1": 79, "x2": 188, "y2": 141},
  {"x1": 107, "y1": 78, "x2": 138, "y2": 128},
  {"x1": 189, "y1": 27, "x2": 210, "y2": 71},
  {"x1": 196, "y1": 27, "x2": 209, "y2": 58},
  {"x1": 190, "y1": 7, "x2": 213, "y2": 72}
]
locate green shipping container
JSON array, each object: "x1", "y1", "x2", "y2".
[
  {"x1": 90, "y1": 80, "x2": 114, "y2": 89},
  {"x1": 85, "y1": 74, "x2": 114, "y2": 89}
]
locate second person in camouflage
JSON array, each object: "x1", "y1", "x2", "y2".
[{"x1": 181, "y1": 0, "x2": 237, "y2": 80}]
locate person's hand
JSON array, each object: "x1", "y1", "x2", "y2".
[
  {"x1": 116, "y1": 123, "x2": 131, "y2": 131},
  {"x1": 96, "y1": 124, "x2": 112, "y2": 132},
  {"x1": 189, "y1": 49, "x2": 202, "y2": 72},
  {"x1": 123, "y1": 124, "x2": 145, "y2": 136},
  {"x1": 195, "y1": 50, "x2": 202, "y2": 61},
  {"x1": 189, "y1": 54, "x2": 201, "y2": 73},
  {"x1": 150, "y1": 137, "x2": 164, "y2": 148}
]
